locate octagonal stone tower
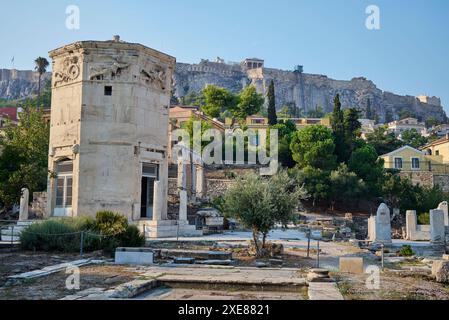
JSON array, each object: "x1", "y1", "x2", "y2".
[{"x1": 47, "y1": 37, "x2": 175, "y2": 232}]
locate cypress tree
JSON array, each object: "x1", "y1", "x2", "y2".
[
  {"x1": 331, "y1": 94, "x2": 346, "y2": 163},
  {"x1": 366, "y1": 98, "x2": 372, "y2": 119},
  {"x1": 267, "y1": 80, "x2": 277, "y2": 126}
]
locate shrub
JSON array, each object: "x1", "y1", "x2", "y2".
[
  {"x1": 398, "y1": 245, "x2": 415, "y2": 257},
  {"x1": 120, "y1": 225, "x2": 145, "y2": 247},
  {"x1": 95, "y1": 211, "x2": 128, "y2": 236},
  {"x1": 20, "y1": 212, "x2": 145, "y2": 254},
  {"x1": 20, "y1": 220, "x2": 81, "y2": 252},
  {"x1": 418, "y1": 212, "x2": 430, "y2": 225}
]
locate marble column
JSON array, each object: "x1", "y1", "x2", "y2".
[
  {"x1": 196, "y1": 166, "x2": 205, "y2": 199},
  {"x1": 152, "y1": 181, "x2": 163, "y2": 222},
  {"x1": 179, "y1": 190, "x2": 188, "y2": 222},
  {"x1": 19, "y1": 188, "x2": 29, "y2": 221},
  {"x1": 430, "y1": 209, "x2": 445, "y2": 244}
]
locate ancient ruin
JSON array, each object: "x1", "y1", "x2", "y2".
[
  {"x1": 46, "y1": 36, "x2": 198, "y2": 237},
  {"x1": 367, "y1": 203, "x2": 392, "y2": 244}
]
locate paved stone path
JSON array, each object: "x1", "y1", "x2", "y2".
[
  {"x1": 139, "y1": 265, "x2": 307, "y2": 287},
  {"x1": 308, "y1": 282, "x2": 344, "y2": 300}
]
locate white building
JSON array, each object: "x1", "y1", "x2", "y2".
[{"x1": 387, "y1": 117, "x2": 426, "y2": 136}]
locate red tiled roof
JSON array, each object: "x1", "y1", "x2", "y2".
[{"x1": 0, "y1": 107, "x2": 17, "y2": 121}]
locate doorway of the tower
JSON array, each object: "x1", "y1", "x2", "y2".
[{"x1": 141, "y1": 163, "x2": 159, "y2": 219}]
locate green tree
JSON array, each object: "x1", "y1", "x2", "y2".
[
  {"x1": 290, "y1": 125, "x2": 337, "y2": 171},
  {"x1": 399, "y1": 108, "x2": 416, "y2": 120},
  {"x1": 291, "y1": 166, "x2": 330, "y2": 207},
  {"x1": 331, "y1": 94, "x2": 346, "y2": 163},
  {"x1": 365, "y1": 98, "x2": 373, "y2": 120},
  {"x1": 343, "y1": 108, "x2": 362, "y2": 160},
  {"x1": 270, "y1": 120, "x2": 297, "y2": 168},
  {"x1": 277, "y1": 106, "x2": 292, "y2": 119},
  {"x1": 224, "y1": 171, "x2": 306, "y2": 256},
  {"x1": 267, "y1": 80, "x2": 277, "y2": 126},
  {"x1": 232, "y1": 85, "x2": 264, "y2": 120},
  {"x1": 425, "y1": 117, "x2": 440, "y2": 128},
  {"x1": 381, "y1": 173, "x2": 419, "y2": 212},
  {"x1": 385, "y1": 110, "x2": 394, "y2": 123},
  {"x1": 34, "y1": 57, "x2": 50, "y2": 111},
  {"x1": 348, "y1": 143, "x2": 384, "y2": 195},
  {"x1": 401, "y1": 129, "x2": 428, "y2": 149},
  {"x1": 201, "y1": 85, "x2": 236, "y2": 118},
  {"x1": 329, "y1": 164, "x2": 365, "y2": 210},
  {"x1": 181, "y1": 116, "x2": 213, "y2": 150},
  {"x1": 0, "y1": 107, "x2": 50, "y2": 209},
  {"x1": 365, "y1": 126, "x2": 404, "y2": 155},
  {"x1": 307, "y1": 105, "x2": 325, "y2": 118}
]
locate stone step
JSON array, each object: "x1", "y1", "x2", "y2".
[
  {"x1": 1, "y1": 235, "x2": 20, "y2": 242},
  {"x1": 17, "y1": 221, "x2": 36, "y2": 227},
  {"x1": 1, "y1": 228, "x2": 25, "y2": 236},
  {"x1": 160, "y1": 249, "x2": 232, "y2": 261}
]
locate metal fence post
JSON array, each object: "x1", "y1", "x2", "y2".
[
  {"x1": 316, "y1": 240, "x2": 320, "y2": 268},
  {"x1": 381, "y1": 243, "x2": 385, "y2": 270},
  {"x1": 11, "y1": 225, "x2": 14, "y2": 250},
  {"x1": 306, "y1": 229, "x2": 311, "y2": 258},
  {"x1": 80, "y1": 231, "x2": 84, "y2": 257}
]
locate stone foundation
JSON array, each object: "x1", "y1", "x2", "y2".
[
  {"x1": 399, "y1": 172, "x2": 449, "y2": 192},
  {"x1": 137, "y1": 220, "x2": 202, "y2": 239}
]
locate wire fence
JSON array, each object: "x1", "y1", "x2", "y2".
[{"x1": 0, "y1": 220, "x2": 118, "y2": 256}]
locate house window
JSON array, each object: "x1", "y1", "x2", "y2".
[
  {"x1": 104, "y1": 86, "x2": 112, "y2": 96},
  {"x1": 436, "y1": 150, "x2": 440, "y2": 156},
  {"x1": 394, "y1": 157, "x2": 403, "y2": 169},
  {"x1": 55, "y1": 161, "x2": 73, "y2": 208},
  {"x1": 411, "y1": 157, "x2": 420, "y2": 170}
]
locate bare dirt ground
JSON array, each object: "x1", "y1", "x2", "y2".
[
  {"x1": 335, "y1": 270, "x2": 449, "y2": 300},
  {"x1": 0, "y1": 250, "x2": 106, "y2": 286},
  {"x1": 0, "y1": 263, "x2": 138, "y2": 300},
  {"x1": 1, "y1": 236, "x2": 448, "y2": 300}
]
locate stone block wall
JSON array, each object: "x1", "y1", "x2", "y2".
[
  {"x1": 168, "y1": 177, "x2": 235, "y2": 201},
  {"x1": 31, "y1": 192, "x2": 48, "y2": 218},
  {"x1": 399, "y1": 172, "x2": 449, "y2": 192},
  {"x1": 433, "y1": 175, "x2": 449, "y2": 192}
]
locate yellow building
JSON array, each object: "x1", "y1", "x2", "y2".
[
  {"x1": 224, "y1": 115, "x2": 331, "y2": 130},
  {"x1": 380, "y1": 145, "x2": 448, "y2": 173},
  {"x1": 422, "y1": 135, "x2": 449, "y2": 164}
]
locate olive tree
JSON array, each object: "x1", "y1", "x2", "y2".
[{"x1": 224, "y1": 171, "x2": 308, "y2": 256}]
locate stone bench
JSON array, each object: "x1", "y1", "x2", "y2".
[{"x1": 115, "y1": 247, "x2": 154, "y2": 265}]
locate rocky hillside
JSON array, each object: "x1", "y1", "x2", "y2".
[
  {"x1": 173, "y1": 59, "x2": 447, "y2": 123},
  {"x1": 1, "y1": 62, "x2": 446, "y2": 123},
  {"x1": 0, "y1": 69, "x2": 51, "y2": 101}
]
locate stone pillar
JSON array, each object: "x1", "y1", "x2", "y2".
[
  {"x1": 177, "y1": 161, "x2": 187, "y2": 191},
  {"x1": 191, "y1": 163, "x2": 197, "y2": 201},
  {"x1": 367, "y1": 216, "x2": 376, "y2": 242},
  {"x1": 437, "y1": 201, "x2": 449, "y2": 226},
  {"x1": 430, "y1": 209, "x2": 445, "y2": 244},
  {"x1": 196, "y1": 165, "x2": 205, "y2": 199},
  {"x1": 19, "y1": 188, "x2": 29, "y2": 221},
  {"x1": 374, "y1": 203, "x2": 392, "y2": 244},
  {"x1": 179, "y1": 190, "x2": 188, "y2": 222},
  {"x1": 152, "y1": 181, "x2": 163, "y2": 222},
  {"x1": 160, "y1": 160, "x2": 168, "y2": 220},
  {"x1": 405, "y1": 210, "x2": 417, "y2": 241}
]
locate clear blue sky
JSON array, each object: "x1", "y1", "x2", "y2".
[{"x1": 1, "y1": 0, "x2": 448, "y2": 111}]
